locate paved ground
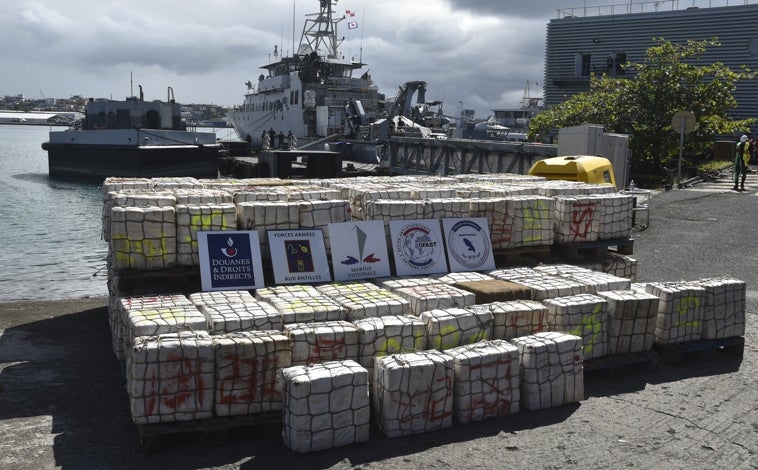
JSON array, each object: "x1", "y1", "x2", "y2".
[{"x1": 1, "y1": 170, "x2": 757, "y2": 470}]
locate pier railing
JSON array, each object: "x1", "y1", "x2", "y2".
[
  {"x1": 385, "y1": 136, "x2": 557, "y2": 176},
  {"x1": 557, "y1": 0, "x2": 757, "y2": 19}
]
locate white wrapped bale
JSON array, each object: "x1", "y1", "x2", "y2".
[
  {"x1": 151, "y1": 177, "x2": 203, "y2": 190},
  {"x1": 280, "y1": 360, "x2": 370, "y2": 453},
  {"x1": 298, "y1": 200, "x2": 351, "y2": 227},
  {"x1": 489, "y1": 266, "x2": 544, "y2": 281},
  {"x1": 197, "y1": 178, "x2": 245, "y2": 191},
  {"x1": 102, "y1": 190, "x2": 176, "y2": 242},
  {"x1": 315, "y1": 281, "x2": 379, "y2": 297},
  {"x1": 446, "y1": 340, "x2": 520, "y2": 423},
  {"x1": 533, "y1": 264, "x2": 594, "y2": 277},
  {"x1": 111, "y1": 294, "x2": 194, "y2": 360},
  {"x1": 373, "y1": 351, "x2": 454, "y2": 438},
  {"x1": 255, "y1": 284, "x2": 320, "y2": 303},
  {"x1": 510, "y1": 332, "x2": 584, "y2": 410},
  {"x1": 285, "y1": 186, "x2": 343, "y2": 201},
  {"x1": 431, "y1": 271, "x2": 495, "y2": 284},
  {"x1": 538, "y1": 180, "x2": 615, "y2": 197},
  {"x1": 559, "y1": 271, "x2": 631, "y2": 294},
  {"x1": 285, "y1": 321, "x2": 359, "y2": 366},
  {"x1": 595, "y1": 193, "x2": 634, "y2": 240},
  {"x1": 692, "y1": 277, "x2": 746, "y2": 339},
  {"x1": 376, "y1": 276, "x2": 440, "y2": 292},
  {"x1": 189, "y1": 290, "x2": 256, "y2": 307},
  {"x1": 349, "y1": 186, "x2": 416, "y2": 220},
  {"x1": 231, "y1": 185, "x2": 290, "y2": 203},
  {"x1": 506, "y1": 196, "x2": 556, "y2": 248},
  {"x1": 198, "y1": 301, "x2": 283, "y2": 334},
  {"x1": 269, "y1": 296, "x2": 347, "y2": 324},
  {"x1": 412, "y1": 187, "x2": 458, "y2": 199},
  {"x1": 327, "y1": 288, "x2": 412, "y2": 321},
  {"x1": 236, "y1": 201, "x2": 300, "y2": 259},
  {"x1": 542, "y1": 294, "x2": 608, "y2": 360},
  {"x1": 646, "y1": 282, "x2": 705, "y2": 344},
  {"x1": 102, "y1": 177, "x2": 152, "y2": 197},
  {"x1": 362, "y1": 198, "x2": 425, "y2": 221},
  {"x1": 422, "y1": 198, "x2": 471, "y2": 220},
  {"x1": 497, "y1": 274, "x2": 590, "y2": 301},
  {"x1": 214, "y1": 331, "x2": 291, "y2": 416},
  {"x1": 470, "y1": 197, "x2": 554, "y2": 250},
  {"x1": 128, "y1": 332, "x2": 215, "y2": 424},
  {"x1": 110, "y1": 206, "x2": 177, "y2": 270},
  {"x1": 172, "y1": 188, "x2": 233, "y2": 205},
  {"x1": 124, "y1": 304, "x2": 208, "y2": 355},
  {"x1": 596, "y1": 290, "x2": 659, "y2": 354},
  {"x1": 353, "y1": 315, "x2": 427, "y2": 377},
  {"x1": 553, "y1": 196, "x2": 602, "y2": 244},
  {"x1": 469, "y1": 300, "x2": 547, "y2": 341},
  {"x1": 394, "y1": 284, "x2": 476, "y2": 315},
  {"x1": 421, "y1": 307, "x2": 493, "y2": 351},
  {"x1": 176, "y1": 203, "x2": 237, "y2": 266},
  {"x1": 600, "y1": 253, "x2": 638, "y2": 280}
]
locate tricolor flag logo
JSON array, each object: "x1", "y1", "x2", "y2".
[{"x1": 348, "y1": 21, "x2": 358, "y2": 29}]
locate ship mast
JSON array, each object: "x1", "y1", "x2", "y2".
[{"x1": 299, "y1": 0, "x2": 343, "y2": 60}]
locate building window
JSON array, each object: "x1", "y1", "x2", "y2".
[
  {"x1": 615, "y1": 52, "x2": 627, "y2": 76},
  {"x1": 576, "y1": 53, "x2": 592, "y2": 77}
]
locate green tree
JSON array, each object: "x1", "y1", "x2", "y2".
[{"x1": 529, "y1": 38, "x2": 754, "y2": 180}]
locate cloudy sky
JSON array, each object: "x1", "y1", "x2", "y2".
[{"x1": 0, "y1": 0, "x2": 737, "y2": 118}]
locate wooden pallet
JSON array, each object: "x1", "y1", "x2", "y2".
[
  {"x1": 552, "y1": 238, "x2": 634, "y2": 260},
  {"x1": 583, "y1": 350, "x2": 659, "y2": 377},
  {"x1": 653, "y1": 336, "x2": 745, "y2": 365},
  {"x1": 137, "y1": 412, "x2": 281, "y2": 453},
  {"x1": 493, "y1": 245, "x2": 552, "y2": 266}
]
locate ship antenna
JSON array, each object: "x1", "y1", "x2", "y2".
[
  {"x1": 359, "y1": 0, "x2": 366, "y2": 64},
  {"x1": 292, "y1": 1, "x2": 296, "y2": 57}
]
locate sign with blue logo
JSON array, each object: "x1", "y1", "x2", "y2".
[
  {"x1": 197, "y1": 231, "x2": 265, "y2": 291},
  {"x1": 442, "y1": 218, "x2": 495, "y2": 272},
  {"x1": 389, "y1": 219, "x2": 448, "y2": 276}
]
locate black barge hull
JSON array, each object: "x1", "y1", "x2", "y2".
[{"x1": 45, "y1": 143, "x2": 221, "y2": 180}]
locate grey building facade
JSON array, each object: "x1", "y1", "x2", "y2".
[{"x1": 544, "y1": 1, "x2": 758, "y2": 131}]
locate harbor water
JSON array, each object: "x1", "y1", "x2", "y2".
[{"x1": 0, "y1": 125, "x2": 108, "y2": 301}]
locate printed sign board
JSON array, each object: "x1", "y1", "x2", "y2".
[
  {"x1": 389, "y1": 219, "x2": 448, "y2": 276},
  {"x1": 329, "y1": 220, "x2": 391, "y2": 281},
  {"x1": 442, "y1": 217, "x2": 496, "y2": 272},
  {"x1": 197, "y1": 231, "x2": 265, "y2": 291},
  {"x1": 268, "y1": 229, "x2": 331, "y2": 284}
]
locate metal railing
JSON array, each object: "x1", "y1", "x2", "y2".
[{"x1": 557, "y1": 0, "x2": 757, "y2": 19}]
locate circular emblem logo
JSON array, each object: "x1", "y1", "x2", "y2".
[
  {"x1": 447, "y1": 219, "x2": 490, "y2": 269},
  {"x1": 395, "y1": 223, "x2": 443, "y2": 270}
]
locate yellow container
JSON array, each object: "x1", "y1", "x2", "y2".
[{"x1": 528, "y1": 155, "x2": 616, "y2": 187}]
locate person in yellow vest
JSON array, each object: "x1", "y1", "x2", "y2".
[{"x1": 734, "y1": 135, "x2": 750, "y2": 191}]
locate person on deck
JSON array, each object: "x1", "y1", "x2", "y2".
[{"x1": 734, "y1": 135, "x2": 750, "y2": 191}]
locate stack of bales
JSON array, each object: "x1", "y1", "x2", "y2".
[
  {"x1": 105, "y1": 175, "x2": 748, "y2": 453},
  {"x1": 101, "y1": 175, "x2": 638, "y2": 300},
  {"x1": 110, "y1": 270, "x2": 747, "y2": 451}
]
